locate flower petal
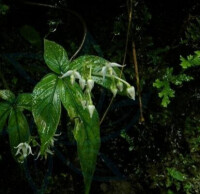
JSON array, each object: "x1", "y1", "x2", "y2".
[{"x1": 88, "y1": 104, "x2": 95, "y2": 118}]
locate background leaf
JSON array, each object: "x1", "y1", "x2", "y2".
[
  {"x1": 7, "y1": 109, "x2": 30, "y2": 157},
  {"x1": 20, "y1": 25, "x2": 42, "y2": 48},
  {"x1": 0, "y1": 102, "x2": 11, "y2": 133},
  {"x1": 0, "y1": 90, "x2": 15, "y2": 102}
]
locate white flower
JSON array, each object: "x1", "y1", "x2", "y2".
[
  {"x1": 101, "y1": 62, "x2": 124, "y2": 80},
  {"x1": 88, "y1": 104, "x2": 95, "y2": 118},
  {"x1": 117, "y1": 82, "x2": 123, "y2": 92},
  {"x1": 127, "y1": 86, "x2": 135, "y2": 100},
  {"x1": 111, "y1": 86, "x2": 118, "y2": 97},
  {"x1": 48, "y1": 132, "x2": 62, "y2": 147},
  {"x1": 60, "y1": 70, "x2": 81, "y2": 85},
  {"x1": 35, "y1": 148, "x2": 53, "y2": 161},
  {"x1": 79, "y1": 78, "x2": 86, "y2": 90},
  {"x1": 70, "y1": 74, "x2": 75, "y2": 85},
  {"x1": 15, "y1": 142, "x2": 34, "y2": 158},
  {"x1": 81, "y1": 100, "x2": 87, "y2": 109},
  {"x1": 87, "y1": 79, "x2": 94, "y2": 92}
]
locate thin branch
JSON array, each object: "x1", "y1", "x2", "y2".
[
  {"x1": 132, "y1": 42, "x2": 144, "y2": 123},
  {"x1": 23, "y1": 1, "x2": 87, "y2": 61},
  {"x1": 100, "y1": 96, "x2": 114, "y2": 125},
  {"x1": 120, "y1": 0, "x2": 133, "y2": 78}
]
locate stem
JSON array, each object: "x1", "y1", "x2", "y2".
[
  {"x1": 120, "y1": 0, "x2": 133, "y2": 78},
  {"x1": 100, "y1": 96, "x2": 115, "y2": 125},
  {"x1": 92, "y1": 73, "x2": 130, "y2": 86},
  {"x1": 132, "y1": 42, "x2": 144, "y2": 123},
  {"x1": 100, "y1": 0, "x2": 132, "y2": 124}
]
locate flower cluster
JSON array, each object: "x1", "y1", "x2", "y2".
[
  {"x1": 101, "y1": 62, "x2": 135, "y2": 100},
  {"x1": 59, "y1": 61, "x2": 135, "y2": 118}
]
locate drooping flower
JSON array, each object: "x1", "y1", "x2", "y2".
[
  {"x1": 101, "y1": 62, "x2": 124, "y2": 80},
  {"x1": 111, "y1": 85, "x2": 118, "y2": 97},
  {"x1": 49, "y1": 132, "x2": 62, "y2": 147},
  {"x1": 60, "y1": 70, "x2": 81, "y2": 85},
  {"x1": 79, "y1": 78, "x2": 86, "y2": 90},
  {"x1": 88, "y1": 104, "x2": 95, "y2": 118},
  {"x1": 87, "y1": 79, "x2": 94, "y2": 92},
  {"x1": 81, "y1": 100, "x2": 87, "y2": 109},
  {"x1": 117, "y1": 82, "x2": 123, "y2": 92},
  {"x1": 14, "y1": 142, "x2": 34, "y2": 160},
  {"x1": 127, "y1": 86, "x2": 135, "y2": 100}
]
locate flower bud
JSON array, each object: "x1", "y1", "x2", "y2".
[
  {"x1": 70, "y1": 74, "x2": 75, "y2": 85},
  {"x1": 81, "y1": 100, "x2": 87, "y2": 109},
  {"x1": 74, "y1": 71, "x2": 81, "y2": 80},
  {"x1": 108, "y1": 67, "x2": 113, "y2": 75},
  {"x1": 117, "y1": 82, "x2": 123, "y2": 92},
  {"x1": 101, "y1": 66, "x2": 107, "y2": 80},
  {"x1": 88, "y1": 104, "x2": 95, "y2": 118},
  {"x1": 127, "y1": 86, "x2": 135, "y2": 100},
  {"x1": 111, "y1": 86, "x2": 118, "y2": 97},
  {"x1": 79, "y1": 78, "x2": 86, "y2": 90},
  {"x1": 87, "y1": 79, "x2": 94, "y2": 92}
]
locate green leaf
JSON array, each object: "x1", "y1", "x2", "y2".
[
  {"x1": 0, "y1": 90, "x2": 15, "y2": 102},
  {"x1": 0, "y1": 102, "x2": 11, "y2": 133},
  {"x1": 32, "y1": 73, "x2": 61, "y2": 154},
  {"x1": 70, "y1": 55, "x2": 108, "y2": 72},
  {"x1": 16, "y1": 93, "x2": 32, "y2": 111},
  {"x1": 167, "y1": 168, "x2": 186, "y2": 181},
  {"x1": 59, "y1": 78, "x2": 100, "y2": 194},
  {"x1": 7, "y1": 109, "x2": 30, "y2": 157},
  {"x1": 44, "y1": 39, "x2": 69, "y2": 74}
]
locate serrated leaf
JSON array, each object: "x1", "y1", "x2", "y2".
[
  {"x1": 180, "y1": 56, "x2": 192, "y2": 69},
  {"x1": 16, "y1": 93, "x2": 32, "y2": 111},
  {"x1": 0, "y1": 90, "x2": 15, "y2": 102},
  {"x1": 44, "y1": 39, "x2": 69, "y2": 74},
  {"x1": 153, "y1": 79, "x2": 163, "y2": 89},
  {"x1": 59, "y1": 78, "x2": 100, "y2": 194},
  {"x1": 167, "y1": 168, "x2": 186, "y2": 181},
  {"x1": 0, "y1": 102, "x2": 11, "y2": 133},
  {"x1": 7, "y1": 109, "x2": 30, "y2": 157},
  {"x1": 32, "y1": 73, "x2": 61, "y2": 154}
]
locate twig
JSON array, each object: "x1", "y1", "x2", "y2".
[
  {"x1": 100, "y1": 0, "x2": 133, "y2": 125},
  {"x1": 120, "y1": 0, "x2": 133, "y2": 78},
  {"x1": 132, "y1": 42, "x2": 144, "y2": 123},
  {"x1": 100, "y1": 96, "x2": 114, "y2": 125},
  {"x1": 23, "y1": 1, "x2": 87, "y2": 61}
]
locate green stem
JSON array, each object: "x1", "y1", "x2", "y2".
[{"x1": 92, "y1": 73, "x2": 130, "y2": 86}]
